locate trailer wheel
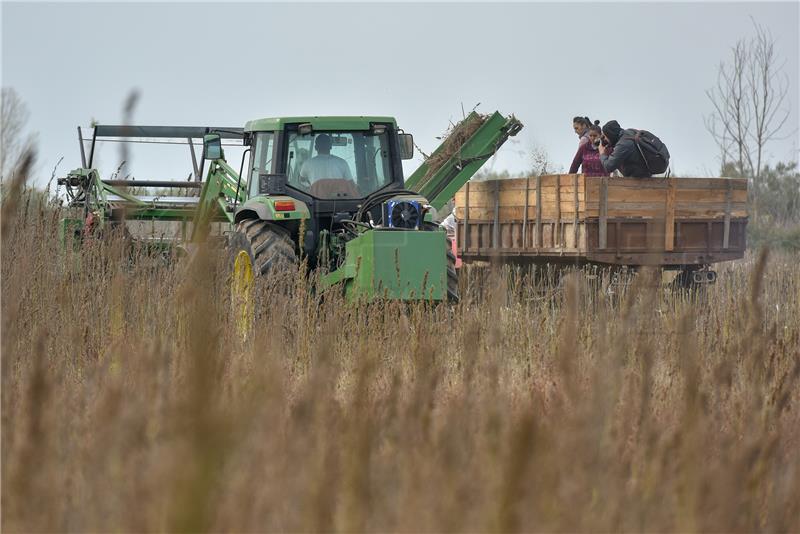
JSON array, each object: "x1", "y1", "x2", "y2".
[
  {"x1": 228, "y1": 219, "x2": 297, "y2": 333},
  {"x1": 670, "y1": 266, "x2": 711, "y2": 300}
]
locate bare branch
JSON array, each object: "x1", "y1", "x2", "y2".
[{"x1": 705, "y1": 20, "x2": 793, "y2": 185}]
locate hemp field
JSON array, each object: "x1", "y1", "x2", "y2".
[{"x1": 2, "y1": 187, "x2": 799, "y2": 532}]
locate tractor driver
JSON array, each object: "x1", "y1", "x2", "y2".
[{"x1": 299, "y1": 134, "x2": 353, "y2": 184}]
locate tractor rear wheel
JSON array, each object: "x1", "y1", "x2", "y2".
[
  {"x1": 229, "y1": 219, "x2": 297, "y2": 276},
  {"x1": 228, "y1": 219, "x2": 297, "y2": 333}
]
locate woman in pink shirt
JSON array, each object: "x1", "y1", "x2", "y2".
[{"x1": 569, "y1": 120, "x2": 609, "y2": 177}]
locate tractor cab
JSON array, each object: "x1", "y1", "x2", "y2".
[
  {"x1": 238, "y1": 116, "x2": 413, "y2": 215},
  {"x1": 228, "y1": 117, "x2": 423, "y2": 267}
]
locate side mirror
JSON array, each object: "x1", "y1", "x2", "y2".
[
  {"x1": 398, "y1": 133, "x2": 414, "y2": 160},
  {"x1": 203, "y1": 134, "x2": 223, "y2": 160}
]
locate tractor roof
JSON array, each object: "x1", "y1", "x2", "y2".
[{"x1": 244, "y1": 116, "x2": 397, "y2": 132}]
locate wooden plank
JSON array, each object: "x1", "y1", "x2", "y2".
[
  {"x1": 492, "y1": 179, "x2": 500, "y2": 249},
  {"x1": 674, "y1": 177, "x2": 748, "y2": 190},
  {"x1": 454, "y1": 189, "x2": 583, "y2": 207},
  {"x1": 555, "y1": 174, "x2": 561, "y2": 246},
  {"x1": 583, "y1": 204, "x2": 747, "y2": 219},
  {"x1": 535, "y1": 175, "x2": 542, "y2": 248},
  {"x1": 455, "y1": 176, "x2": 745, "y2": 196},
  {"x1": 603, "y1": 177, "x2": 747, "y2": 190},
  {"x1": 675, "y1": 189, "x2": 748, "y2": 203},
  {"x1": 522, "y1": 176, "x2": 530, "y2": 249},
  {"x1": 723, "y1": 179, "x2": 732, "y2": 249},
  {"x1": 599, "y1": 177, "x2": 608, "y2": 249},
  {"x1": 573, "y1": 174, "x2": 579, "y2": 248},
  {"x1": 454, "y1": 193, "x2": 576, "y2": 209},
  {"x1": 600, "y1": 188, "x2": 745, "y2": 204},
  {"x1": 665, "y1": 177, "x2": 675, "y2": 251},
  {"x1": 462, "y1": 182, "x2": 469, "y2": 254},
  {"x1": 455, "y1": 205, "x2": 585, "y2": 222}
]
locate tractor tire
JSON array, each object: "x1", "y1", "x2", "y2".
[
  {"x1": 423, "y1": 222, "x2": 459, "y2": 303},
  {"x1": 445, "y1": 243, "x2": 459, "y2": 303},
  {"x1": 229, "y1": 219, "x2": 297, "y2": 277},
  {"x1": 228, "y1": 219, "x2": 297, "y2": 336}
]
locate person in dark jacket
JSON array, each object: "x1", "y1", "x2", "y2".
[{"x1": 598, "y1": 120, "x2": 650, "y2": 177}]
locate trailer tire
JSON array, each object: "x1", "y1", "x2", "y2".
[{"x1": 670, "y1": 267, "x2": 709, "y2": 300}]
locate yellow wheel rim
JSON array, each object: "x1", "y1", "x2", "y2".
[{"x1": 232, "y1": 250, "x2": 255, "y2": 337}]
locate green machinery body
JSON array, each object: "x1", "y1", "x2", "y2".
[
  {"x1": 322, "y1": 229, "x2": 448, "y2": 300},
  {"x1": 58, "y1": 113, "x2": 522, "y2": 301}
]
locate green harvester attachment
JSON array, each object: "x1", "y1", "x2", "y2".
[{"x1": 58, "y1": 113, "x2": 522, "y2": 308}]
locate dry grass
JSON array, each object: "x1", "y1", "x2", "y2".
[{"x1": 2, "y1": 185, "x2": 799, "y2": 533}]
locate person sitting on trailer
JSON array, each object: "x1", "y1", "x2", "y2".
[
  {"x1": 568, "y1": 116, "x2": 592, "y2": 172},
  {"x1": 599, "y1": 120, "x2": 670, "y2": 177},
  {"x1": 299, "y1": 134, "x2": 352, "y2": 183},
  {"x1": 569, "y1": 120, "x2": 609, "y2": 177}
]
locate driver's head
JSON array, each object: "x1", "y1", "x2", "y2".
[{"x1": 315, "y1": 134, "x2": 332, "y2": 154}]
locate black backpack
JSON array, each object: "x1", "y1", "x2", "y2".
[{"x1": 629, "y1": 129, "x2": 670, "y2": 175}]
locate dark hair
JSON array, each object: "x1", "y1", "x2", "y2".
[
  {"x1": 602, "y1": 120, "x2": 623, "y2": 145},
  {"x1": 315, "y1": 133, "x2": 332, "y2": 151},
  {"x1": 589, "y1": 120, "x2": 602, "y2": 134},
  {"x1": 572, "y1": 116, "x2": 592, "y2": 128}
]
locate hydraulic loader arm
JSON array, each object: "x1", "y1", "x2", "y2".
[
  {"x1": 191, "y1": 158, "x2": 247, "y2": 241},
  {"x1": 405, "y1": 111, "x2": 522, "y2": 211}
]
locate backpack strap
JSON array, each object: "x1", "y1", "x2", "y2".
[{"x1": 631, "y1": 129, "x2": 653, "y2": 175}]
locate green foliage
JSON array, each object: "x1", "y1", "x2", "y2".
[
  {"x1": 748, "y1": 220, "x2": 800, "y2": 251},
  {"x1": 755, "y1": 161, "x2": 800, "y2": 224},
  {"x1": 721, "y1": 160, "x2": 800, "y2": 250}
]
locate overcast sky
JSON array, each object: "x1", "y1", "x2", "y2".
[{"x1": 2, "y1": 1, "x2": 798, "y2": 186}]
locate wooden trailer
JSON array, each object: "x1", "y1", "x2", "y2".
[{"x1": 453, "y1": 175, "x2": 747, "y2": 274}]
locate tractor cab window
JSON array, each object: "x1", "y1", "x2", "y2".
[
  {"x1": 285, "y1": 129, "x2": 393, "y2": 199},
  {"x1": 249, "y1": 132, "x2": 275, "y2": 197}
]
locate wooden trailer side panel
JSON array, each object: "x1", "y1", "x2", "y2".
[
  {"x1": 584, "y1": 177, "x2": 748, "y2": 219},
  {"x1": 454, "y1": 175, "x2": 748, "y2": 266},
  {"x1": 454, "y1": 175, "x2": 587, "y2": 257},
  {"x1": 584, "y1": 176, "x2": 748, "y2": 265}
]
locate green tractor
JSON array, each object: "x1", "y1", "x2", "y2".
[{"x1": 58, "y1": 113, "x2": 522, "y2": 303}]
